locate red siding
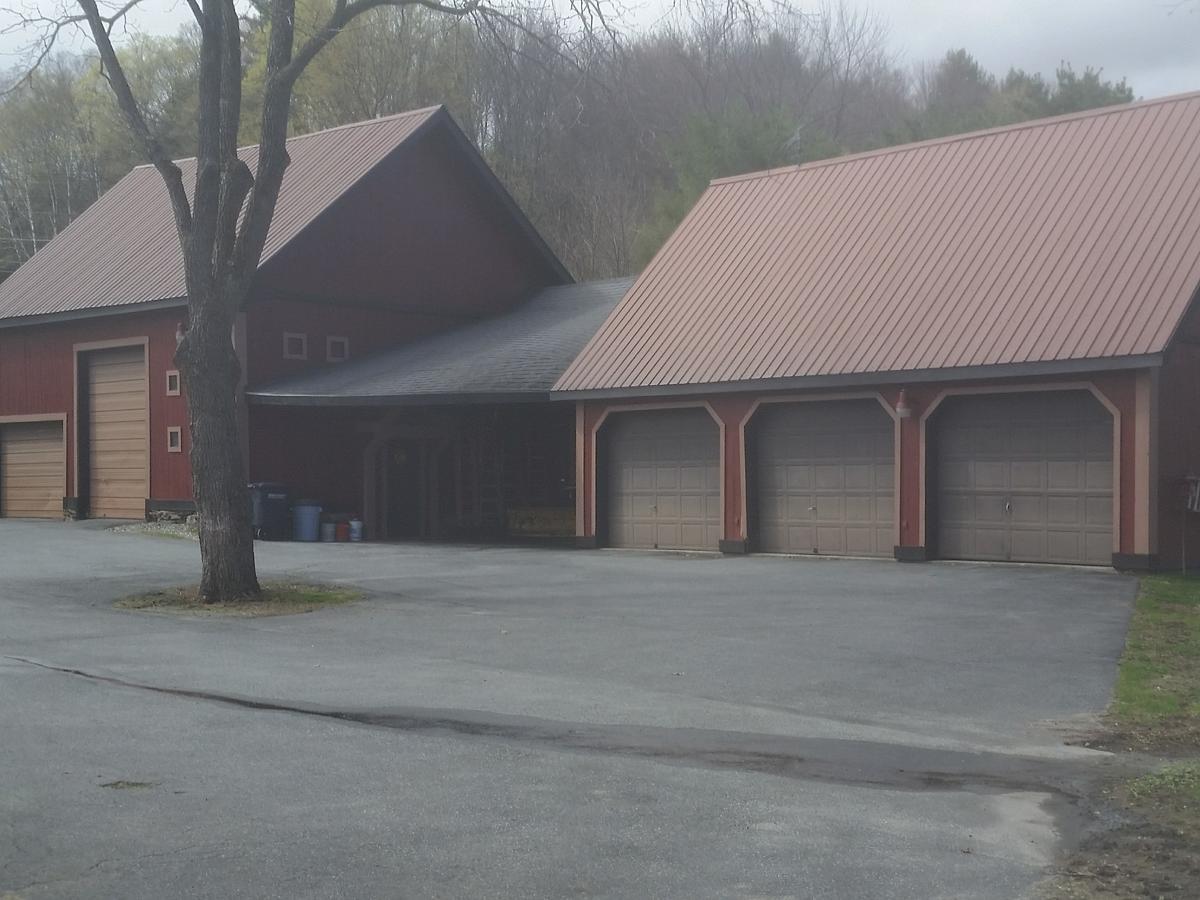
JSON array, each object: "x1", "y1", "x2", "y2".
[
  {"x1": 245, "y1": 299, "x2": 452, "y2": 387},
  {"x1": 0, "y1": 308, "x2": 192, "y2": 503},
  {"x1": 247, "y1": 406, "x2": 376, "y2": 514}
]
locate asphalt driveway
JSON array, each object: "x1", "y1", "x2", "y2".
[{"x1": 0, "y1": 520, "x2": 1136, "y2": 899}]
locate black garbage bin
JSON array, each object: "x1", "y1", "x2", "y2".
[{"x1": 248, "y1": 482, "x2": 291, "y2": 540}]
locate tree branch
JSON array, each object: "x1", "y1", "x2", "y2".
[{"x1": 73, "y1": 0, "x2": 192, "y2": 237}]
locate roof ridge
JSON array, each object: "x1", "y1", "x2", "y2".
[
  {"x1": 711, "y1": 89, "x2": 1200, "y2": 187},
  {"x1": 134, "y1": 105, "x2": 444, "y2": 169}
]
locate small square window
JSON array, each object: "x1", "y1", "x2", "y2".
[
  {"x1": 283, "y1": 332, "x2": 308, "y2": 360},
  {"x1": 166, "y1": 370, "x2": 181, "y2": 396},
  {"x1": 326, "y1": 336, "x2": 350, "y2": 362},
  {"x1": 167, "y1": 426, "x2": 183, "y2": 453}
]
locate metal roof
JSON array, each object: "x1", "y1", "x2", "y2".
[
  {"x1": 556, "y1": 91, "x2": 1200, "y2": 396},
  {"x1": 0, "y1": 106, "x2": 567, "y2": 326},
  {"x1": 247, "y1": 277, "x2": 634, "y2": 406}
]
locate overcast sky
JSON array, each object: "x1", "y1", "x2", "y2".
[{"x1": 1, "y1": 0, "x2": 1197, "y2": 98}]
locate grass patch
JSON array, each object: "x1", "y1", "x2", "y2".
[
  {"x1": 115, "y1": 581, "x2": 361, "y2": 617},
  {"x1": 1107, "y1": 574, "x2": 1200, "y2": 753},
  {"x1": 1123, "y1": 760, "x2": 1200, "y2": 840},
  {"x1": 1043, "y1": 577, "x2": 1200, "y2": 899}
]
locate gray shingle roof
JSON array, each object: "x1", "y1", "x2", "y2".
[{"x1": 247, "y1": 277, "x2": 634, "y2": 405}]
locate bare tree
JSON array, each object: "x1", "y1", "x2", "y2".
[{"x1": 1, "y1": 0, "x2": 608, "y2": 602}]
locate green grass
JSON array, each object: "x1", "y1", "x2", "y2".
[
  {"x1": 1108, "y1": 575, "x2": 1200, "y2": 748},
  {"x1": 115, "y1": 581, "x2": 362, "y2": 617}
]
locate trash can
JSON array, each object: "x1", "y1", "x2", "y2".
[
  {"x1": 292, "y1": 500, "x2": 322, "y2": 542},
  {"x1": 248, "y1": 482, "x2": 290, "y2": 540}
]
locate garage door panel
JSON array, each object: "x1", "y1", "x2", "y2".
[
  {"x1": 814, "y1": 464, "x2": 843, "y2": 490},
  {"x1": 87, "y1": 345, "x2": 147, "y2": 520},
  {"x1": 1047, "y1": 461, "x2": 1082, "y2": 490},
  {"x1": 935, "y1": 391, "x2": 1112, "y2": 565},
  {"x1": 753, "y1": 400, "x2": 894, "y2": 557},
  {"x1": 605, "y1": 409, "x2": 720, "y2": 551},
  {"x1": 1010, "y1": 461, "x2": 1043, "y2": 490},
  {"x1": 1045, "y1": 495, "x2": 1081, "y2": 526},
  {"x1": 1086, "y1": 460, "x2": 1113, "y2": 490},
  {"x1": 0, "y1": 421, "x2": 65, "y2": 518},
  {"x1": 785, "y1": 465, "x2": 811, "y2": 489},
  {"x1": 1085, "y1": 532, "x2": 1112, "y2": 565}
]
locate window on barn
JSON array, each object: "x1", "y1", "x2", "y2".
[
  {"x1": 283, "y1": 333, "x2": 308, "y2": 360},
  {"x1": 327, "y1": 336, "x2": 350, "y2": 362},
  {"x1": 166, "y1": 370, "x2": 181, "y2": 396},
  {"x1": 167, "y1": 426, "x2": 183, "y2": 453}
]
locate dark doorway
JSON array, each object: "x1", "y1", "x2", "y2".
[{"x1": 386, "y1": 440, "x2": 426, "y2": 539}]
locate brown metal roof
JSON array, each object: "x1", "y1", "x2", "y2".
[
  {"x1": 556, "y1": 91, "x2": 1200, "y2": 396},
  {"x1": 0, "y1": 106, "x2": 472, "y2": 324}
]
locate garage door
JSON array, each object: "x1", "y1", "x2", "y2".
[
  {"x1": 86, "y1": 345, "x2": 148, "y2": 519},
  {"x1": 0, "y1": 421, "x2": 65, "y2": 518},
  {"x1": 935, "y1": 391, "x2": 1113, "y2": 565},
  {"x1": 605, "y1": 408, "x2": 721, "y2": 550},
  {"x1": 752, "y1": 400, "x2": 895, "y2": 556}
]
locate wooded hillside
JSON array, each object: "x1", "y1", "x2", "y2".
[{"x1": 0, "y1": 1, "x2": 1134, "y2": 284}]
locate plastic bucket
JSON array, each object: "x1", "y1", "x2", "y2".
[
  {"x1": 320, "y1": 522, "x2": 336, "y2": 542},
  {"x1": 292, "y1": 501, "x2": 322, "y2": 542},
  {"x1": 348, "y1": 519, "x2": 364, "y2": 542},
  {"x1": 335, "y1": 522, "x2": 350, "y2": 542}
]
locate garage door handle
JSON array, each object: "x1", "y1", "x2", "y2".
[
  {"x1": 1005, "y1": 500, "x2": 1012, "y2": 513},
  {"x1": 808, "y1": 506, "x2": 817, "y2": 511}
]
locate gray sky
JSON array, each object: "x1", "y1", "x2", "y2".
[
  {"x1": 870, "y1": 0, "x2": 1199, "y2": 99},
  {"x1": 1, "y1": 0, "x2": 1197, "y2": 98}
]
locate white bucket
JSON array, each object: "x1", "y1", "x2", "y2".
[{"x1": 349, "y1": 519, "x2": 364, "y2": 542}]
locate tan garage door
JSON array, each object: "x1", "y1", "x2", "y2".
[
  {"x1": 0, "y1": 421, "x2": 65, "y2": 518},
  {"x1": 605, "y1": 408, "x2": 721, "y2": 550},
  {"x1": 87, "y1": 345, "x2": 148, "y2": 519},
  {"x1": 752, "y1": 400, "x2": 895, "y2": 556},
  {"x1": 935, "y1": 391, "x2": 1113, "y2": 566}
]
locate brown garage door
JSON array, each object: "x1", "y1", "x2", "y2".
[
  {"x1": 752, "y1": 400, "x2": 895, "y2": 556},
  {"x1": 0, "y1": 421, "x2": 65, "y2": 518},
  {"x1": 86, "y1": 345, "x2": 148, "y2": 519},
  {"x1": 935, "y1": 391, "x2": 1113, "y2": 565},
  {"x1": 605, "y1": 408, "x2": 721, "y2": 550}
]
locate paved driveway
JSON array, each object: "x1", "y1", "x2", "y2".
[{"x1": 0, "y1": 520, "x2": 1135, "y2": 899}]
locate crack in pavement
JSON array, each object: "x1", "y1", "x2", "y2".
[{"x1": 4, "y1": 654, "x2": 1126, "y2": 807}]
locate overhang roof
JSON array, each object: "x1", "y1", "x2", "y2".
[
  {"x1": 247, "y1": 277, "x2": 634, "y2": 406},
  {"x1": 0, "y1": 106, "x2": 568, "y2": 327},
  {"x1": 556, "y1": 91, "x2": 1200, "y2": 397}
]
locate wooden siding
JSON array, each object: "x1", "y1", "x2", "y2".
[
  {"x1": 85, "y1": 345, "x2": 148, "y2": 518},
  {"x1": 0, "y1": 419, "x2": 65, "y2": 517}
]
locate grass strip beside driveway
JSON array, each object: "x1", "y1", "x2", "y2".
[
  {"x1": 1046, "y1": 575, "x2": 1200, "y2": 898},
  {"x1": 1109, "y1": 575, "x2": 1200, "y2": 753}
]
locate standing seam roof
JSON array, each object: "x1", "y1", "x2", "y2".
[
  {"x1": 0, "y1": 106, "x2": 546, "y2": 324},
  {"x1": 555, "y1": 91, "x2": 1200, "y2": 394}
]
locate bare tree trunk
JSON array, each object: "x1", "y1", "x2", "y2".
[{"x1": 176, "y1": 288, "x2": 259, "y2": 601}]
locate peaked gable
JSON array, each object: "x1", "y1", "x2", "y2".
[{"x1": 0, "y1": 106, "x2": 567, "y2": 326}]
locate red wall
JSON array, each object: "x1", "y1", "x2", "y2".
[
  {"x1": 0, "y1": 307, "x2": 193, "y2": 502},
  {"x1": 244, "y1": 299, "x2": 452, "y2": 387},
  {"x1": 246, "y1": 406, "x2": 376, "y2": 513},
  {"x1": 246, "y1": 124, "x2": 563, "y2": 389}
]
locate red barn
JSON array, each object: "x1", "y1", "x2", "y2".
[{"x1": 0, "y1": 106, "x2": 612, "y2": 538}]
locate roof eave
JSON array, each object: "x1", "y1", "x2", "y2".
[
  {"x1": 551, "y1": 354, "x2": 1165, "y2": 400},
  {"x1": 245, "y1": 389, "x2": 555, "y2": 407},
  {"x1": 0, "y1": 296, "x2": 188, "y2": 331}
]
